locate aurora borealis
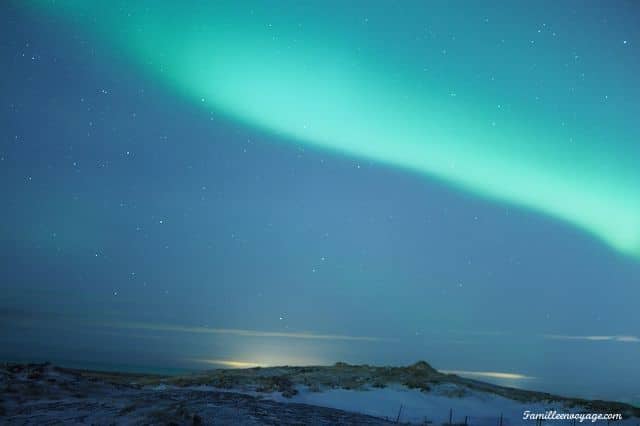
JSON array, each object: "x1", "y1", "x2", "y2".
[
  {"x1": 25, "y1": 0, "x2": 640, "y2": 258},
  {"x1": 2, "y1": 0, "x2": 639, "y2": 406}
]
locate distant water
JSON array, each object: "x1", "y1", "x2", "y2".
[{"x1": 2, "y1": 357, "x2": 194, "y2": 377}]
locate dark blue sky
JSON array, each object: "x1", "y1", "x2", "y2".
[{"x1": 1, "y1": 2, "x2": 639, "y2": 404}]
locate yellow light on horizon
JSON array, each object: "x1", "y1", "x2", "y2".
[
  {"x1": 190, "y1": 358, "x2": 266, "y2": 369},
  {"x1": 442, "y1": 370, "x2": 534, "y2": 380}
]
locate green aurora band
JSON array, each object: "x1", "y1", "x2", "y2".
[{"x1": 27, "y1": 1, "x2": 640, "y2": 258}]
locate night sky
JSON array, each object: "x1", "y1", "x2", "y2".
[{"x1": 1, "y1": 1, "x2": 639, "y2": 404}]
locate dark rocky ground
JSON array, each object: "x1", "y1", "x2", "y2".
[
  {"x1": 0, "y1": 363, "x2": 393, "y2": 425},
  {"x1": 2, "y1": 362, "x2": 639, "y2": 425}
]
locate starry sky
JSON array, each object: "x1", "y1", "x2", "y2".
[{"x1": 1, "y1": 0, "x2": 639, "y2": 404}]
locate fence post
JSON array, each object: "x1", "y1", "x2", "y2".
[{"x1": 395, "y1": 404, "x2": 403, "y2": 423}]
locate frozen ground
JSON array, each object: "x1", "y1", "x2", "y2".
[
  {"x1": 267, "y1": 384, "x2": 640, "y2": 425},
  {"x1": 1, "y1": 362, "x2": 638, "y2": 425}
]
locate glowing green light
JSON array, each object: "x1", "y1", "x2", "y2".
[{"x1": 27, "y1": 1, "x2": 640, "y2": 258}]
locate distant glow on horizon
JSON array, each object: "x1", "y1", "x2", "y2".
[
  {"x1": 442, "y1": 370, "x2": 535, "y2": 380},
  {"x1": 27, "y1": 1, "x2": 640, "y2": 259},
  {"x1": 190, "y1": 358, "x2": 265, "y2": 369},
  {"x1": 190, "y1": 356, "x2": 326, "y2": 368},
  {"x1": 545, "y1": 334, "x2": 640, "y2": 343}
]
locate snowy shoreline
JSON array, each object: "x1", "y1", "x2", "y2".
[{"x1": 2, "y1": 362, "x2": 639, "y2": 425}]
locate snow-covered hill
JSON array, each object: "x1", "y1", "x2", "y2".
[{"x1": 2, "y1": 361, "x2": 638, "y2": 425}]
